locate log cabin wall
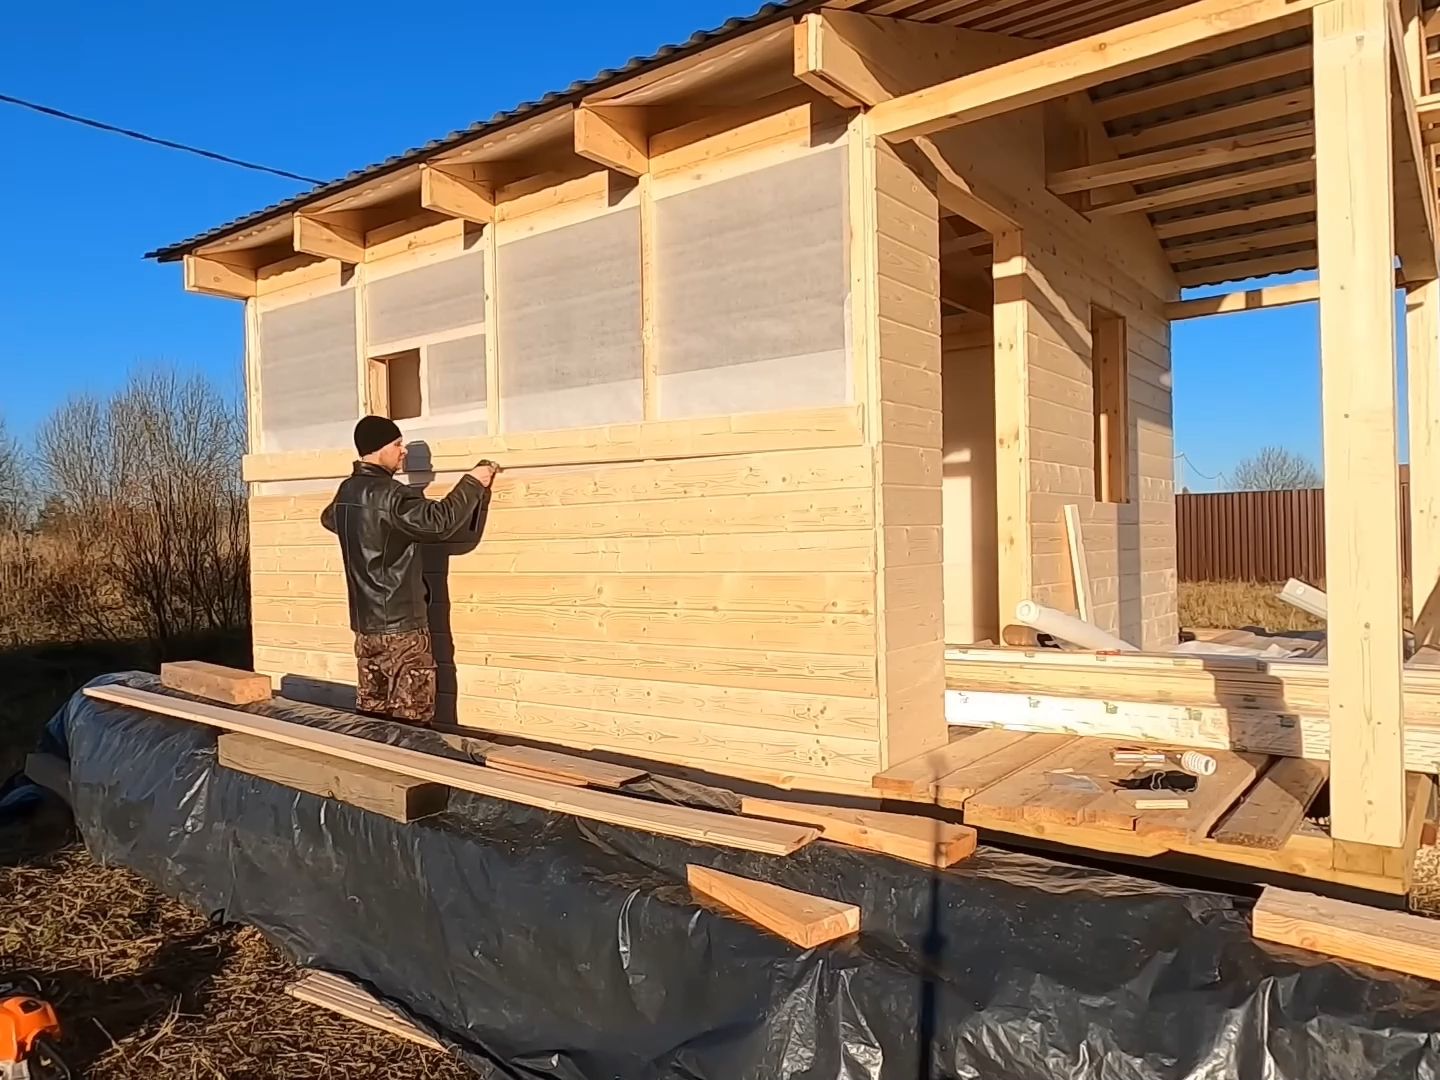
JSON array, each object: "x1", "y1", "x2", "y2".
[{"x1": 241, "y1": 92, "x2": 929, "y2": 794}]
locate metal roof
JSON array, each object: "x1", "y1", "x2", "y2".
[{"x1": 145, "y1": 1, "x2": 817, "y2": 262}]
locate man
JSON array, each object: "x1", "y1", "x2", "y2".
[{"x1": 321, "y1": 415, "x2": 498, "y2": 727}]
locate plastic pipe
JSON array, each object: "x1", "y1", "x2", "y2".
[{"x1": 1014, "y1": 600, "x2": 1138, "y2": 652}]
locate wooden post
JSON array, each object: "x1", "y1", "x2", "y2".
[
  {"x1": 1314, "y1": 0, "x2": 1407, "y2": 849},
  {"x1": 992, "y1": 229, "x2": 1032, "y2": 623},
  {"x1": 1410, "y1": 280, "x2": 1440, "y2": 644}
]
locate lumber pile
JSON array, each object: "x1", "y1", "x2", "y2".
[{"x1": 288, "y1": 971, "x2": 444, "y2": 1051}]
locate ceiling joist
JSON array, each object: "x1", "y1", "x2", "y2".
[
  {"x1": 1089, "y1": 158, "x2": 1314, "y2": 217},
  {"x1": 573, "y1": 104, "x2": 650, "y2": 176},
  {"x1": 1049, "y1": 121, "x2": 1313, "y2": 193},
  {"x1": 292, "y1": 212, "x2": 366, "y2": 264},
  {"x1": 1092, "y1": 43, "x2": 1310, "y2": 122},
  {"x1": 183, "y1": 254, "x2": 256, "y2": 301},
  {"x1": 419, "y1": 164, "x2": 496, "y2": 225}
]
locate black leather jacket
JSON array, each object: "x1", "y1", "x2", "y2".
[{"x1": 321, "y1": 462, "x2": 485, "y2": 635}]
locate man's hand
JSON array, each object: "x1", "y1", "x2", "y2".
[{"x1": 468, "y1": 460, "x2": 500, "y2": 488}]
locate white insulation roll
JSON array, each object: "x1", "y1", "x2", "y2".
[{"x1": 1014, "y1": 600, "x2": 1138, "y2": 652}]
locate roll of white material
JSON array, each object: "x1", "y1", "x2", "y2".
[
  {"x1": 1180, "y1": 751, "x2": 1218, "y2": 776},
  {"x1": 1014, "y1": 600, "x2": 1138, "y2": 652}
]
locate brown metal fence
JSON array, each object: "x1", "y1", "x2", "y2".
[{"x1": 1177, "y1": 477, "x2": 1413, "y2": 582}]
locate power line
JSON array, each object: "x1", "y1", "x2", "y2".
[
  {"x1": 1175, "y1": 451, "x2": 1227, "y2": 485},
  {"x1": 0, "y1": 91, "x2": 324, "y2": 185}
]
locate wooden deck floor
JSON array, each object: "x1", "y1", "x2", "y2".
[{"x1": 873, "y1": 726, "x2": 1433, "y2": 895}]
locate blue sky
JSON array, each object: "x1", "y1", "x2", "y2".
[{"x1": 0, "y1": 2, "x2": 1386, "y2": 492}]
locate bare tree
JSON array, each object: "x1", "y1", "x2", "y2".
[
  {"x1": 35, "y1": 368, "x2": 249, "y2": 652},
  {"x1": 0, "y1": 415, "x2": 27, "y2": 528},
  {"x1": 1230, "y1": 446, "x2": 1321, "y2": 491}
]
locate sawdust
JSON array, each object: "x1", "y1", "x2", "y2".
[
  {"x1": 0, "y1": 829, "x2": 471, "y2": 1079},
  {"x1": 1411, "y1": 844, "x2": 1440, "y2": 917}
]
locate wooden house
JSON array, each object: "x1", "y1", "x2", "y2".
[{"x1": 153, "y1": 0, "x2": 1440, "y2": 884}]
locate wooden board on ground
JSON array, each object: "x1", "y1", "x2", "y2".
[
  {"x1": 962, "y1": 738, "x2": 1140, "y2": 830},
  {"x1": 872, "y1": 727, "x2": 1058, "y2": 801},
  {"x1": 1252, "y1": 887, "x2": 1440, "y2": 982},
  {"x1": 161, "y1": 661, "x2": 272, "y2": 705},
  {"x1": 933, "y1": 733, "x2": 1076, "y2": 809},
  {"x1": 23, "y1": 753, "x2": 70, "y2": 806},
  {"x1": 288, "y1": 971, "x2": 444, "y2": 1051},
  {"x1": 85, "y1": 685, "x2": 818, "y2": 855},
  {"x1": 218, "y1": 733, "x2": 449, "y2": 823},
  {"x1": 483, "y1": 744, "x2": 647, "y2": 789},
  {"x1": 687, "y1": 864, "x2": 859, "y2": 948},
  {"x1": 1211, "y1": 758, "x2": 1329, "y2": 849},
  {"x1": 740, "y1": 797, "x2": 977, "y2": 867}
]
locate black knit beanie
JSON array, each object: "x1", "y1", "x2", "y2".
[{"x1": 354, "y1": 415, "x2": 403, "y2": 457}]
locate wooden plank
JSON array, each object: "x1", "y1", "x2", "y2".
[
  {"x1": 740, "y1": 797, "x2": 978, "y2": 867},
  {"x1": 1409, "y1": 280, "x2": 1440, "y2": 648},
  {"x1": 1176, "y1": 250, "x2": 1317, "y2": 289},
  {"x1": 1063, "y1": 505, "x2": 1091, "y2": 622},
  {"x1": 872, "y1": 727, "x2": 1029, "y2": 798},
  {"x1": 288, "y1": 971, "x2": 445, "y2": 1051},
  {"x1": 161, "y1": 661, "x2": 272, "y2": 705},
  {"x1": 1165, "y1": 278, "x2": 1319, "y2": 320},
  {"x1": 85, "y1": 686, "x2": 819, "y2": 855},
  {"x1": 1089, "y1": 160, "x2": 1314, "y2": 218},
  {"x1": 483, "y1": 744, "x2": 646, "y2": 790},
  {"x1": 868, "y1": 0, "x2": 1323, "y2": 141},
  {"x1": 419, "y1": 164, "x2": 495, "y2": 225},
  {"x1": 1114, "y1": 88, "x2": 1315, "y2": 156},
  {"x1": 1047, "y1": 123, "x2": 1313, "y2": 194},
  {"x1": 1315, "y1": 0, "x2": 1408, "y2": 848},
  {"x1": 573, "y1": 105, "x2": 649, "y2": 177},
  {"x1": 686, "y1": 865, "x2": 860, "y2": 947},
  {"x1": 218, "y1": 733, "x2": 449, "y2": 823},
  {"x1": 1211, "y1": 757, "x2": 1329, "y2": 849},
  {"x1": 963, "y1": 738, "x2": 1137, "y2": 830},
  {"x1": 1091, "y1": 44, "x2": 1310, "y2": 122},
  {"x1": 1165, "y1": 221, "x2": 1318, "y2": 263},
  {"x1": 933, "y1": 733, "x2": 1077, "y2": 809},
  {"x1": 1152, "y1": 192, "x2": 1317, "y2": 241},
  {"x1": 23, "y1": 753, "x2": 70, "y2": 805},
  {"x1": 183, "y1": 254, "x2": 255, "y2": 300},
  {"x1": 1252, "y1": 886, "x2": 1440, "y2": 980},
  {"x1": 1132, "y1": 751, "x2": 1268, "y2": 842},
  {"x1": 1385, "y1": 0, "x2": 1440, "y2": 280}
]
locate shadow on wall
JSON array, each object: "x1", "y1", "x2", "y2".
[{"x1": 408, "y1": 441, "x2": 490, "y2": 727}]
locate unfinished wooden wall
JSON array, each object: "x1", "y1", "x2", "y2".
[
  {"x1": 934, "y1": 105, "x2": 1178, "y2": 650},
  {"x1": 941, "y1": 316, "x2": 999, "y2": 644}
]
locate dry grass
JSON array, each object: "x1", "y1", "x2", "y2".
[
  {"x1": 1179, "y1": 580, "x2": 1327, "y2": 633},
  {"x1": 0, "y1": 832, "x2": 470, "y2": 1079}
]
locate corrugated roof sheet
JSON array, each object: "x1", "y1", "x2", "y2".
[{"x1": 146, "y1": 1, "x2": 816, "y2": 262}]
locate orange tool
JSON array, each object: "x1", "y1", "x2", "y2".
[{"x1": 0, "y1": 979, "x2": 68, "y2": 1080}]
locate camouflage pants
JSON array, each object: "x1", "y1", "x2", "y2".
[{"x1": 354, "y1": 629, "x2": 436, "y2": 725}]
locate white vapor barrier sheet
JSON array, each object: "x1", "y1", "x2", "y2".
[
  {"x1": 498, "y1": 209, "x2": 643, "y2": 432},
  {"x1": 403, "y1": 334, "x2": 488, "y2": 442},
  {"x1": 655, "y1": 148, "x2": 850, "y2": 419},
  {"x1": 258, "y1": 289, "x2": 359, "y2": 452},
  {"x1": 367, "y1": 249, "x2": 486, "y2": 347}
]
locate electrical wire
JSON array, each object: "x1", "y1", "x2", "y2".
[
  {"x1": 1174, "y1": 451, "x2": 1227, "y2": 485},
  {"x1": 0, "y1": 91, "x2": 323, "y2": 184}
]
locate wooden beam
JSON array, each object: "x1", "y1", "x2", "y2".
[
  {"x1": 1048, "y1": 124, "x2": 1313, "y2": 194},
  {"x1": 1165, "y1": 221, "x2": 1318, "y2": 263},
  {"x1": 1153, "y1": 193, "x2": 1318, "y2": 240},
  {"x1": 1062, "y1": 505, "x2": 1092, "y2": 621},
  {"x1": 483, "y1": 744, "x2": 646, "y2": 789},
  {"x1": 1175, "y1": 250, "x2": 1317, "y2": 289},
  {"x1": 183, "y1": 254, "x2": 256, "y2": 300},
  {"x1": 419, "y1": 163, "x2": 494, "y2": 225},
  {"x1": 1166, "y1": 279, "x2": 1319, "y2": 319},
  {"x1": 84, "y1": 685, "x2": 820, "y2": 856},
  {"x1": 793, "y1": 9, "x2": 1037, "y2": 110},
  {"x1": 1252, "y1": 886, "x2": 1440, "y2": 980},
  {"x1": 288, "y1": 971, "x2": 444, "y2": 1051},
  {"x1": 161, "y1": 660, "x2": 271, "y2": 705},
  {"x1": 867, "y1": 0, "x2": 1324, "y2": 142},
  {"x1": 1211, "y1": 758, "x2": 1329, "y2": 849},
  {"x1": 218, "y1": 733, "x2": 449, "y2": 823},
  {"x1": 1386, "y1": 0, "x2": 1440, "y2": 280},
  {"x1": 293, "y1": 212, "x2": 365, "y2": 263},
  {"x1": 1409, "y1": 279, "x2": 1440, "y2": 647},
  {"x1": 739, "y1": 797, "x2": 978, "y2": 867},
  {"x1": 1315, "y1": 0, "x2": 1408, "y2": 849},
  {"x1": 686, "y1": 865, "x2": 860, "y2": 947},
  {"x1": 573, "y1": 104, "x2": 649, "y2": 177},
  {"x1": 1091, "y1": 43, "x2": 1310, "y2": 122},
  {"x1": 1418, "y1": 91, "x2": 1440, "y2": 120},
  {"x1": 1112, "y1": 87, "x2": 1315, "y2": 156},
  {"x1": 1089, "y1": 159, "x2": 1314, "y2": 217}
]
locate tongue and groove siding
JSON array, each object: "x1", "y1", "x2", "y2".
[{"x1": 246, "y1": 443, "x2": 886, "y2": 790}]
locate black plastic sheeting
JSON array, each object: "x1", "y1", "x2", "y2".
[{"x1": 42, "y1": 672, "x2": 1440, "y2": 1079}]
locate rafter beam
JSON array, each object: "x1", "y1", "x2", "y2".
[
  {"x1": 419, "y1": 163, "x2": 495, "y2": 225},
  {"x1": 293, "y1": 211, "x2": 365, "y2": 263},
  {"x1": 1165, "y1": 279, "x2": 1319, "y2": 319},
  {"x1": 867, "y1": 0, "x2": 1325, "y2": 143},
  {"x1": 793, "y1": 9, "x2": 1037, "y2": 110},
  {"x1": 1092, "y1": 43, "x2": 1310, "y2": 122},
  {"x1": 573, "y1": 104, "x2": 649, "y2": 177},
  {"x1": 183, "y1": 254, "x2": 256, "y2": 300},
  {"x1": 1048, "y1": 123, "x2": 1313, "y2": 194},
  {"x1": 1089, "y1": 159, "x2": 1314, "y2": 217}
]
